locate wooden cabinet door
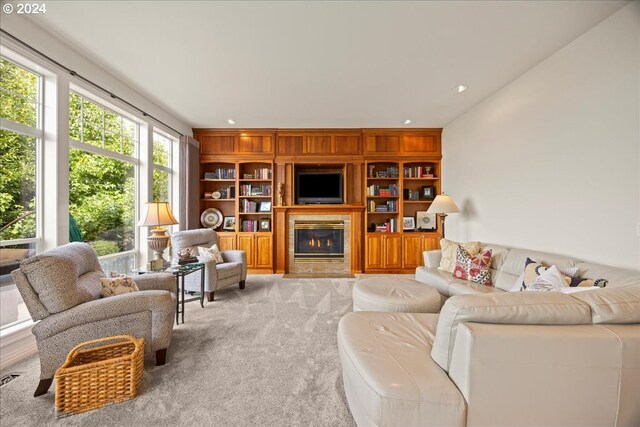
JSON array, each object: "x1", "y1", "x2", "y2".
[
  {"x1": 402, "y1": 235, "x2": 423, "y2": 269},
  {"x1": 364, "y1": 135, "x2": 400, "y2": 154},
  {"x1": 421, "y1": 234, "x2": 440, "y2": 252},
  {"x1": 237, "y1": 134, "x2": 274, "y2": 154},
  {"x1": 401, "y1": 134, "x2": 440, "y2": 155},
  {"x1": 217, "y1": 233, "x2": 237, "y2": 251},
  {"x1": 237, "y1": 234, "x2": 255, "y2": 268},
  {"x1": 255, "y1": 235, "x2": 272, "y2": 269},
  {"x1": 199, "y1": 134, "x2": 236, "y2": 155},
  {"x1": 384, "y1": 234, "x2": 402, "y2": 269},
  {"x1": 365, "y1": 234, "x2": 384, "y2": 269}
]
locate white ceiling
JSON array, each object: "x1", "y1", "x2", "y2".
[{"x1": 28, "y1": 1, "x2": 627, "y2": 129}]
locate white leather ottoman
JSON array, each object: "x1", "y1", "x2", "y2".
[{"x1": 352, "y1": 277, "x2": 444, "y2": 313}]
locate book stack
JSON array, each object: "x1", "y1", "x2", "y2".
[
  {"x1": 240, "y1": 184, "x2": 272, "y2": 196},
  {"x1": 241, "y1": 220, "x2": 259, "y2": 232},
  {"x1": 374, "y1": 219, "x2": 398, "y2": 232},
  {"x1": 368, "y1": 200, "x2": 397, "y2": 213},
  {"x1": 367, "y1": 184, "x2": 399, "y2": 196},
  {"x1": 403, "y1": 165, "x2": 435, "y2": 178},
  {"x1": 204, "y1": 168, "x2": 235, "y2": 180},
  {"x1": 240, "y1": 200, "x2": 259, "y2": 213},
  {"x1": 218, "y1": 186, "x2": 235, "y2": 199},
  {"x1": 375, "y1": 166, "x2": 399, "y2": 178},
  {"x1": 253, "y1": 168, "x2": 272, "y2": 179}
]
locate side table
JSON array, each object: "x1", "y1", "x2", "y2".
[
  {"x1": 134, "y1": 262, "x2": 205, "y2": 324},
  {"x1": 165, "y1": 263, "x2": 205, "y2": 324}
]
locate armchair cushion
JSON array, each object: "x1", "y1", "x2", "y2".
[
  {"x1": 19, "y1": 255, "x2": 92, "y2": 314},
  {"x1": 216, "y1": 262, "x2": 242, "y2": 280}
]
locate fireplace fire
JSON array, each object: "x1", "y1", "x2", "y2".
[{"x1": 294, "y1": 221, "x2": 344, "y2": 262}]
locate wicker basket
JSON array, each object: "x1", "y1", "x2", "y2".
[{"x1": 55, "y1": 335, "x2": 144, "y2": 418}]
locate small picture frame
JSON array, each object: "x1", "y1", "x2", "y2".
[
  {"x1": 259, "y1": 201, "x2": 272, "y2": 212},
  {"x1": 420, "y1": 186, "x2": 435, "y2": 200},
  {"x1": 259, "y1": 218, "x2": 271, "y2": 232},
  {"x1": 416, "y1": 211, "x2": 437, "y2": 231},
  {"x1": 222, "y1": 216, "x2": 236, "y2": 231},
  {"x1": 403, "y1": 216, "x2": 416, "y2": 231}
]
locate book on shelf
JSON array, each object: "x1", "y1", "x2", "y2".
[
  {"x1": 367, "y1": 184, "x2": 399, "y2": 197},
  {"x1": 373, "y1": 219, "x2": 398, "y2": 233},
  {"x1": 374, "y1": 166, "x2": 399, "y2": 178},
  {"x1": 368, "y1": 200, "x2": 397, "y2": 213},
  {"x1": 241, "y1": 219, "x2": 259, "y2": 232},
  {"x1": 403, "y1": 165, "x2": 435, "y2": 178},
  {"x1": 252, "y1": 168, "x2": 272, "y2": 180},
  {"x1": 239, "y1": 184, "x2": 272, "y2": 197},
  {"x1": 204, "y1": 168, "x2": 235, "y2": 180},
  {"x1": 240, "y1": 200, "x2": 259, "y2": 213}
]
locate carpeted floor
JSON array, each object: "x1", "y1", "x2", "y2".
[{"x1": 0, "y1": 274, "x2": 361, "y2": 426}]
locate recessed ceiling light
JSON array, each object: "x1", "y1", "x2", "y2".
[
  {"x1": 403, "y1": 119, "x2": 412, "y2": 125},
  {"x1": 227, "y1": 119, "x2": 236, "y2": 125},
  {"x1": 456, "y1": 85, "x2": 468, "y2": 93}
]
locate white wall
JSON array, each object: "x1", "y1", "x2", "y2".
[{"x1": 442, "y1": 2, "x2": 640, "y2": 270}]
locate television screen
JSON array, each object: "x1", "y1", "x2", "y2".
[{"x1": 296, "y1": 172, "x2": 343, "y2": 204}]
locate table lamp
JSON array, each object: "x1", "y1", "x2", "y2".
[
  {"x1": 138, "y1": 201, "x2": 178, "y2": 269},
  {"x1": 426, "y1": 193, "x2": 460, "y2": 238}
]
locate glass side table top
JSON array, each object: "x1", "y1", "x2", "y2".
[{"x1": 165, "y1": 262, "x2": 205, "y2": 275}]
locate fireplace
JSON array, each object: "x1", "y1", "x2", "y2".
[{"x1": 294, "y1": 221, "x2": 345, "y2": 262}]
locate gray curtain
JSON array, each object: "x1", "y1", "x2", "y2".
[{"x1": 179, "y1": 135, "x2": 200, "y2": 230}]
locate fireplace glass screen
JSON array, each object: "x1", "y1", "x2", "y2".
[{"x1": 294, "y1": 221, "x2": 344, "y2": 262}]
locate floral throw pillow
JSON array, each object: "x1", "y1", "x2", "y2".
[
  {"x1": 100, "y1": 273, "x2": 139, "y2": 298},
  {"x1": 453, "y1": 246, "x2": 493, "y2": 286},
  {"x1": 198, "y1": 244, "x2": 224, "y2": 264}
]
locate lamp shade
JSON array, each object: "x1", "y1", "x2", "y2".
[
  {"x1": 426, "y1": 194, "x2": 460, "y2": 214},
  {"x1": 138, "y1": 201, "x2": 178, "y2": 227}
]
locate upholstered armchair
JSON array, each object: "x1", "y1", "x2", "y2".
[
  {"x1": 171, "y1": 229, "x2": 247, "y2": 301},
  {"x1": 11, "y1": 242, "x2": 176, "y2": 397}
]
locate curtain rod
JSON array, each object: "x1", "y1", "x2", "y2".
[{"x1": 0, "y1": 29, "x2": 184, "y2": 137}]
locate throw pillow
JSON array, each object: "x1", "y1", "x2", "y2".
[
  {"x1": 198, "y1": 244, "x2": 224, "y2": 264},
  {"x1": 521, "y1": 258, "x2": 577, "y2": 290},
  {"x1": 439, "y1": 239, "x2": 482, "y2": 273},
  {"x1": 524, "y1": 266, "x2": 568, "y2": 292},
  {"x1": 100, "y1": 273, "x2": 139, "y2": 298},
  {"x1": 510, "y1": 259, "x2": 579, "y2": 292},
  {"x1": 453, "y1": 246, "x2": 493, "y2": 286}
]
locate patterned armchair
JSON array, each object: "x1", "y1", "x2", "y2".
[
  {"x1": 11, "y1": 242, "x2": 176, "y2": 397},
  {"x1": 171, "y1": 229, "x2": 247, "y2": 301}
]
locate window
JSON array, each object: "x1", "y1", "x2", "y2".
[
  {"x1": 152, "y1": 131, "x2": 174, "y2": 202},
  {"x1": 69, "y1": 92, "x2": 138, "y2": 273},
  {"x1": 0, "y1": 57, "x2": 42, "y2": 330}
]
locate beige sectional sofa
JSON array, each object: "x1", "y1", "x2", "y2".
[{"x1": 338, "y1": 244, "x2": 640, "y2": 427}]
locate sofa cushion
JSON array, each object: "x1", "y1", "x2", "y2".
[
  {"x1": 415, "y1": 267, "x2": 454, "y2": 295},
  {"x1": 570, "y1": 286, "x2": 640, "y2": 324},
  {"x1": 439, "y1": 239, "x2": 481, "y2": 273},
  {"x1": 448, "y1": 281, "x2": 502, "y2": 296},
  {"x1": 352, "y1": 277, "x2": 443, "y2": 313},
  {"x1": 453, "y1": 247, "x2": 492, "y2": 286},
  {"x1": 574, "y1": 262, "x2": 639, "y2": 289},
  {"x1": 500, "y1": 248, "x2": 579, "y2": 278},
  {"x1": 338, "y1": 311, "x2": 466, "y2": 427},
  {"x1": 431, "y1": 292, "x2": 592, "y2": 371}
]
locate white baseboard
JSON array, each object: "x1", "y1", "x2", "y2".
[{"x1": 0, "y1": 323, "x2": 37, "y2": 372}]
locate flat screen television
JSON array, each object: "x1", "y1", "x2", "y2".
[{"x1": 296, "y1": 171, "x2": 343, "y2": 204}]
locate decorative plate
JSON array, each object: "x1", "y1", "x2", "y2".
[
  {"x1": 211, "y1": 191, "x2": 222, "y2": 199},
  {"x1": 200, "y1": 208, "x2": 223, "y2": 228}
]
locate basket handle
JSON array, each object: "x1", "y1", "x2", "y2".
[{"x1": 63, "y1": 335, "x2": 143, "y2": 366}]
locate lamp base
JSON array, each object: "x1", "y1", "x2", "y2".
[{"x1": 147, "y1": 227, "x2": 170, "y2": 270}]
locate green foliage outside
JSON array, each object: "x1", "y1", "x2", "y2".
[{"x1": 1, "y1": 58, "x2": 170, "y2": 256}]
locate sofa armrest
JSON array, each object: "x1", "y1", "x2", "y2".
[
  {"x1": 423, "y1": 250, "x2": 442, "y2": 268},
  {"x1": 448, "y1": 323, "x2": 637, "y2": 427},
  {"x1": 134, "y1": 272, "x2": 176, "y2": 295},
  {"x1": 32, "y1": 290, "x2": 174, "y2": 340},
  {"x1": 222, "y1": 250, "x2": 247, "y2": 280}
]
